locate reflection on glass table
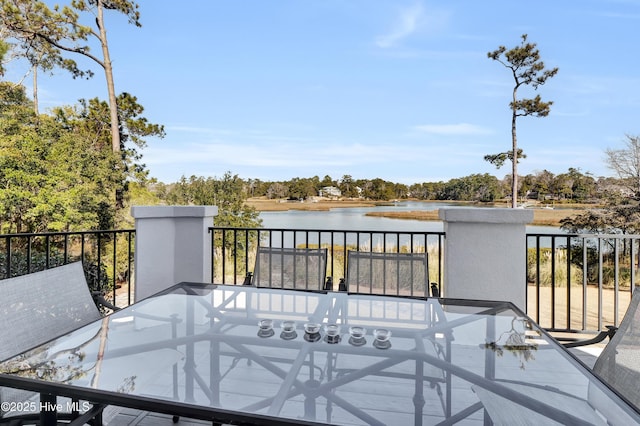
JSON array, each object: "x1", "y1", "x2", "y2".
[{"x1": 0, "y1": 283, "x2": 639, "y2": 426}]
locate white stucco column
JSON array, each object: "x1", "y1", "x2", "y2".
[
  {"x1": 439, "y1": 208, "x2": 533, "y2": 310},
  {"x1": 132, "y1": 205, "x2": 218, "y2": 300}
]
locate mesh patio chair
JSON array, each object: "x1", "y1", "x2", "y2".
[
  {"x1": 0, "y1": 261, "x2": 109, "y2": 425},
  {"x1": 471, "y1": 380, "x2": 638, "y2": 425},
  {"x1": 345, "y1": 250, "x2": 436, "y2": 297},
  {"x1": 563, "y1": 287, "x2": 640, "y2": 409},
  {"x1": 250, "y1": 247, "x2": 329, "y2": 291},
  {"x1": 474, "y1": 289, "x2": 640, "y2": 425}
]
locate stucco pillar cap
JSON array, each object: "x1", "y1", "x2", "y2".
[
  {"x1": 439, "y1": 207, "x2": 533, "y2": 224},
  {"x1": 131, "y1": 205, "x2": 218, "y2": 219}
]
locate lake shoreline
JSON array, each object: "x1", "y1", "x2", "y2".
[
  {"x1": 247, "y1": 198, "x2": 584, "y2": 227},
  {"x1": 364, "y1": 208, "x2": 583, "y2": 227}
]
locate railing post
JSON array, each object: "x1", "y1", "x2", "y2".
[
  {"x1": 132, "y1": 205, "x2": 218, "y2": 300},
  {"x1": 439, "y1": 208, "x2": 533, "y2": 310}
]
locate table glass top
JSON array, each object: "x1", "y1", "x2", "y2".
[{"x1": 1, "y1": 283, "x2": 638, "y2": 425}]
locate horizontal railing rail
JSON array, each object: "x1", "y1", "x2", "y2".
[
  {"x1": 0, "y1": 229, "x2": 135, "y2": 309},
  {"x1": 526, "y1": 232, "x2": 639, "y2": 334},
  {"x1": 210, "y1": 227, "x2": 445, "y2": 298}
]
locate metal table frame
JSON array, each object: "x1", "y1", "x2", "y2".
[{"x1": 1, "y1": 282, "x2": 639, "y2": 426}]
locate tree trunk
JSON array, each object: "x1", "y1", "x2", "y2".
[
  {"x1": 32, "y1": 65, "x2": 39, "y2": 115},
  {"x1": 96, "y1": 0, "x2": 120, "y2": 154},
  {"x1": 511, "y1": 88, "x2": 518, "y2": 208},
  {"x1": 96, "y1": 0, "x2": 124, "y2": 209}
]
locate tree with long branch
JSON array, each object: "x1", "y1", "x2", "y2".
[
  {"x1": 605, "y1": 135, "x2": 640, "y2": 200},
  {"x1": 1, "y1": 0, "x2": 141, "y2": 153},
  {"x1": 486, "y1": 34, "x2": 558, "y2": 208},
  {"x1": 1, "y1": 1, "x2": 94, "y2": 114}
]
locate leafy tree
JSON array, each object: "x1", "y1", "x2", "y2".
[
  {"x1": 1, "y1": 0, "x2": 141, "y2": 154},
  {"x1": 1, "y1": 1, "x2": 93, "y2": 114},
  {"x1": 287, "y1": 177, "x2": 317, "y2": 200},
  {"x1": 392, "y1": 183, "x2": 408, "y2": 200},
  {"x1": 605, "y1": 135, "x2": 640, "y2": 200},
  {"x1": 339, "y1": 174, "x2": 359, "y2": 198},
  {"x1": 561, "y1": 197, "x2": 640, "y2": 235},
  {"x1": 59, "y1": 92, "x2": 165, "y2": 212},
  {"x1": 554, "y1": 168, "x2": 596, "y2": 201},
  {"x1": 519, "y1": 173, "x2": 537, "y2": 199},
  {"x1": 245, "y1": 178, "x2": 262, "y2": 198},
  {"x1": 320, "y1": 175, "x2": 335, "y2": 188},
  {"x1": 360, "y1": 178, "x2": 394, "y2": 200},
  {"x1": 561, "y1": 137, "x2": 640, "y2": 242},
  {"x1": 439, "y1": 174, "x2": 500, "y2": 202},
  {"x1": 0, "y1": 80, "x2": 162, "y2": 232},
  {"x1": 408, "y1": 182, "x2": 445, "y2": 200},
  {"x1": 266, "y1": 182, "x2": 288, "y2": 200},
  {"x1": 0, "y1": 39, "x2": 8, "y2": 75},
  {"x1": 212, "y1": 173, "x2": 262, "y2": 228},
  {"x1": 165, "y1": 173, "x2": 262, "y2": 229},
  {"x1": 533, "y1": 169, "x2": 555, "y2": 199},
  {"x1": 483, "y1": 148, "x2": 526, "y2": 169},
  {"x1": 487, "y1": 34, "x2": 558, "y2": 207},
  {"x1": 0, "y1": 83, "x2": 112, "y2": 232}
]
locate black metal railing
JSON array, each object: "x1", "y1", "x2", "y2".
[
  {"x1": 16, "y1": 226, "x2": 639, "y2": 333},
  {"x1": 210, "y1": 227, "x2": 445, "y2": 297},
  {"x1": 526, "y1": 232, "x2": 640, "y2": 333},
  {"x1": 0, "y1": 230, "x2": 135, "y2": 308},
  {"x1": 212, "y1": 227, "x2": 640, "y2": 334}
]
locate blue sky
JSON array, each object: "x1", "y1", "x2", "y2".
[{"x1": 7, "y1": 0, "x2": 640, "y2": 184}]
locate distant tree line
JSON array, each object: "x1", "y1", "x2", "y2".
[{"x1": 191, "y1": 168, "x2": 604, "y2": 205}]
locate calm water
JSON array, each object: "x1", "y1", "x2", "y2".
[{"x1": 259, "y1": 201, "x2": 564, "y2": 234}]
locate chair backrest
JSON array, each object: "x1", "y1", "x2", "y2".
[
  {"x1": 252, "y1": 247, "x2": 328, "y2": 291},
  {"x1": 592, "y1": 287, "x2": 640, "y2": 409},
  {"x1": 0, "y1": 262, "x2": 102, "y2": 361},
  {"x1": 346, "y1": 250, "x2": 429, "y2": 296}
]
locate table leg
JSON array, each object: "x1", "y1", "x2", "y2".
[
  {"x1": 210, "y1": 340, "x2": 221, "y2": 406},
  {"x1": 326, "y1": 351, "x2": 334, "y2": 422},
  {"x1": 303, "y1": 351, "x2": 319, "y2": 420},
  {"x1": 185, "y1": 296, "x2": 196, "y2": 403},
  {"x1": 303, "y1": 379, "x2": 320, "y2": 420},
  {"x1": 484, "y1": 315, "x2": 496, "y2": 426},
  {"x1": 39, "y1": 393, "x2": 57, "y2": 426},
  {"x1": 413, "y1": 361, "x2": 425, "y2": 426}
]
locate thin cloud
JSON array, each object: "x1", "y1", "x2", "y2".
[
  {"x1": 413, "y1": 123, "x2": 493, "y2": 136},
  {"x1": 375, "y1": 3, "x2": 425, "y2": 48}
]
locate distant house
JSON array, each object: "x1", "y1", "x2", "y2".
[{"x1": 319, "y1": 186, "x2": 342, "y2": 198}]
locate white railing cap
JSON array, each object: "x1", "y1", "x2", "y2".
[
  {"x1": 131, "y1": 205, "x2": 218, "y2": 219},
  {"x1": 439, "y1": 207, "x2": 534, "y2": 224}
]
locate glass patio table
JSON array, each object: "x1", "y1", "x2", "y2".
[{"x1": 1, "y1": 283, "x2": 639, "y2": 425}]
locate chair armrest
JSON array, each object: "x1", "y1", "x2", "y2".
[
  {"x1": 92, "y1": 291, "x2": 121, "y2": 312},
  {"x1": 561, "y1": 325, "x2": 617, "y2": 348}
]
